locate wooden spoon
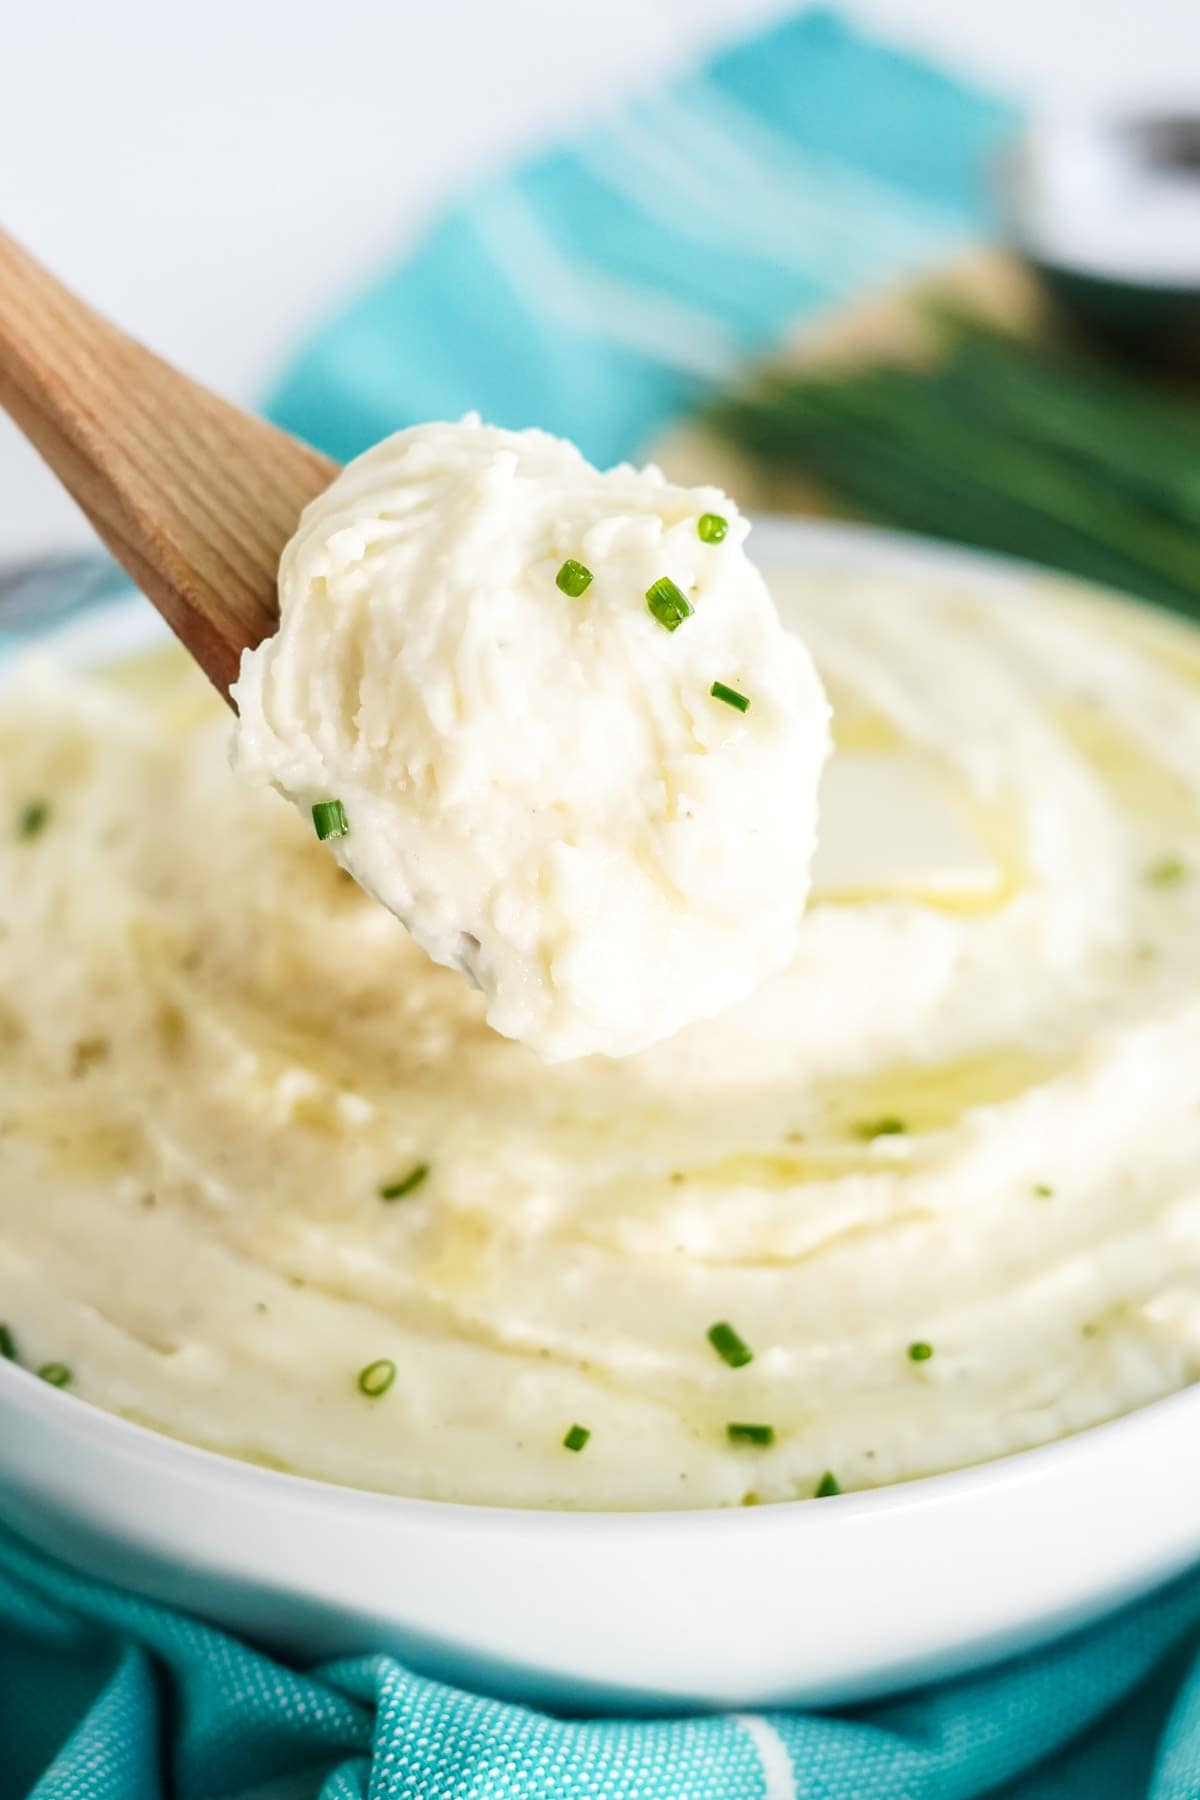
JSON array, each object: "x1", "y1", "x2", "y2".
[{"x1": 0, "y1": 230, "x2": 338, "y2": 699}]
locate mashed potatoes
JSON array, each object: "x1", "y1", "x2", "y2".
[
  {"x1": 233, "y1": 422, "x2": 830, "y2": 1061},
  {"x1": 2, "y1": 559, "x2": 1200, "y2": 1509}
]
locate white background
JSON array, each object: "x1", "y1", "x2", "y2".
[{"x1": 2, "y1": 0, "x2": 1196, "y2": 558}]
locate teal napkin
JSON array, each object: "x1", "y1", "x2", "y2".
[
  {"x1": 268, "y1": 7, "x2": 1015, "y2": 468},
  {"x1": 5, "y1": 1520, "x2": 1200, "y2": 1800},
  {"x1": 9, "y1": 10, "x2": 1198, "y2": 1796}
]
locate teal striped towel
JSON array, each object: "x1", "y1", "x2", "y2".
[
  {"x1": 6, "y1": 1521, "x2": 1200, "y2": 1798},
  {"x1": 13, "y1": 11, "x2": 1200, "y2": 1799},
  {"x1": 268, "y1": 7, "x2": 1015, "y2": 469}
]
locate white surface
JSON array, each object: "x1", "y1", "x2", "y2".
[
  {"x1": 1, "y1": 0, "x2": 1196, "y2": 560},
  {"x1": 2, "y1": 519, "x2": 1199, "y2": 1707}
]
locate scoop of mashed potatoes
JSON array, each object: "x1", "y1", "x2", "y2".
[{"x1": 232, "y1": 421, "x2": 830, "y2": 1061}]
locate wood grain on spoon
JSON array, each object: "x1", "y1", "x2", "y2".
[{"x1": 0, "y1": 230, "x2": 338, "y2": 699}]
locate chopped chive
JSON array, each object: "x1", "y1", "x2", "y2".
[
  {"x1": 357, "y1": 1358, "x2": 396, "y2": 1399},
  {"x1": 907, "y1": 1341, "x2": 934, "y2": 1363},
  {"x1": 563, "y1": 1423, "x2": 591, "y2": 1452},
  {"x1": 727, "y1": 1421, "x2": 775, "y2": 1446},
  {"x1": 555, "y1": 558, "x2": 593, "y2": 597},
  {"x1": 708, "y1": 1321, "x2": 753, "y2": 1368},
  {"x1": 646, "y1": 576, "x2": 693, "y2": 633},
  {"x1": 37, "y1": 1362, "x2": 72, "y2": 1388},
  {"x1": 0, "y1": 1324, "x2": 15, "y2": 1362},
  {"x1": 697, "y1": 513, "x2": 729, "y2": 544},
  {"x1": 815, "y1": 1470, "x2": 841, "y2": 1498},
  {"x1": 17, "y1": 800, "x2": 49, "y2": 841},
  {"x1": 711, "y1": 681, "x2": 750, "y2": 713},
  {"x1": 855, "y1": 1117, "x2": 907, "y2": 1141},
  {"x1": 1146, "y1": 853, "x2": 1187, "y2": 888},
  {"x1": 312, "y1": 799, "x2": 349, "y2": 842},
  {"x1": 379, "y1": 1162, "x2": 430, "y2": 1202},
  {"x1": 1033, "y1": 1182, "x2": 1054, "y2": 1199}
]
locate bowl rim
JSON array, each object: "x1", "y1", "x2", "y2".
[
  {"x1": 3, "y1": 1348, "x2": 1199, "y2": 1535},
  {"x1": 4, "y1": 513, "x2": 1196, "y2": 1534}
]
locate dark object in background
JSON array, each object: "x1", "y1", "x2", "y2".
[
  {"x1": 1000, "y1": 112, "x2": 1200, "y2": 373},
  {"x1": 710, "y1": 312, "x2": 1200, "y2": 616}
]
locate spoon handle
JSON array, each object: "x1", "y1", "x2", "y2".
[{"x1": 0, "y1": 230, "x2": 336, "y2": 698}]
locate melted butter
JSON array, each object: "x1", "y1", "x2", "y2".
[
  {"x1": 283, "y1": 1087, "x2": 351, "y2": 1138},
  {"x1": 421, "y1": 1208, "x2": 497, "y2": 1298},
  {"x1": 1059, "y1": 704, "x2": 1200, "y2": 837},
  {"x1": 95, "y1": 645, "x2": 220, "y2": 735},
  {"x1": 665, "y1": 1147, "x2": 899, "y2": 1188},
  {"x1": 15, "y1": 1100, "x2": 143, "y2": 1182},
  {"x1": 0, "y1": 716, "x2": 93, "y2": 792},
  {"x1": 816, "y1": 655, "x2": 1028, "y2": 912},
  {"x1": 1043, "y1": 578, "x2": 1200, "y2": 689},
  {"x1": 647, "y1": 1047, "x2": 1065, "y2": 1194},
  {"x1": 114, "y1": 1408, "x2": 305, "y2": 1478},
  {"x1": 821, "y1": 1045, "x2": 1064, "y2": 1139},
  {"x1": 828, "y1": 698, "x2": 902, "y2": 753},
  {"x1": 812, "y1": 749, "x2": 1020, "y2": 914}
]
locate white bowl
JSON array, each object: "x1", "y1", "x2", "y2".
[{"x1": 2, "y1": 519, "x2": 1198, "y2": 1711}]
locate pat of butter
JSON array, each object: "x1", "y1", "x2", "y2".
[{"x1": 812, "y1": 750, "x2": 1001, "y2": 901}]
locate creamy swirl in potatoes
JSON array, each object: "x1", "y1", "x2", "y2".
[{"x1": 2, "y1": 564, "x2": 1200, "y2": 1509}]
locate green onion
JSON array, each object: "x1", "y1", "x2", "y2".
[
  {"x1": 646, "y1": 577, "x2": 693, "y2": 633},
  {"x1": 555, "y1": 559, "x2": 593, "y2": 597},
  {"x1": 563, "y1": 1423, "x2": 591, "y2": 1453},
  {"x1": 17, "y1": 800, "x2": 49, "y2": 841},
  {"x1": 815, "y1": 1470, "x2": 841, "y2": 1498},
  {"x1": 1146, "y1": 854, "x2": 1187, "y2": 888},
  {"x1": 312, "y1": 799, "x2": 349, "y2": 841},
  {"x1": 357, "y1": 1358, "x2": 396, "y2": 1398},
  {"x1": 727, "y1": 1422, "x2": 775, "y2": 1446},
  {"x1": 707, "y1": 1321, "x2": 753, "y2": 1368},
  {"x1": 907, "y1": 1341, "x2": 934, "y2": 1363},
  {"x1": 1033, "y1": 1182, "x2": 1054, "y2": 1199},
  {"x1": 38, "y1": 1362, "x2": 72, "y2": 1388},
  {"x1": 855, "y1": 1117, "x2": 907, "y2": 1141},
  {"x1": 379, "y1": 1163, "x2": 430, "y2": 1202},
  {"x1": 709, "y1": 312, "x2": 1200, "y2": 621},
  {"x1": 711, "y1": 681, "x2": 750, "y2": 713},
  {"x1": 697, "y1": 513, "x2": 729, "y2": 544},
  {"x1": 0, "y1": 1324, "x2": 16, "y2": 1362}
]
